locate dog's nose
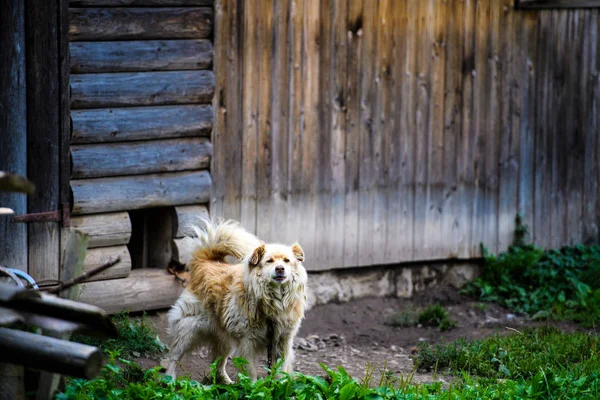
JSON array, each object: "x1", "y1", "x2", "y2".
[{"x1": 275, "y1": 266, "x2": 285, "y2": 274}]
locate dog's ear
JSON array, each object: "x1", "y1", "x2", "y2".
[
  {"x1": 249, "y1": 243, "x2": 266, "y2": 267},
  {"x1": 291, "y1": 243, "x2": 305, "y2": 262}
]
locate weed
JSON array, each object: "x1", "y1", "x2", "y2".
[
  {"x1": 464, "y1": 215, "x2": 600, "y2": 326},
  {"x1": 418, "y1": 304, "x2": 457, "y2": 331},
  {"x1": 72, "y1": 311, "x2": 167, "y2": 358},
  {"x1": 389, "y1": 306, "x2": 419, "y2": 328}
]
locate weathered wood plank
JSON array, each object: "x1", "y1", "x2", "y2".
[
  {"x1": 82, "y1": 245, "x2": 131, "y2": 282},
  {"x1": 71, "y1": 171, "x2": 211, "y2": 215},
  {"x1": 70, "y1": 212, "x2": 132, "y2": 248},
  {"x1": 0, "y1": 0, "x2": 27, "y2": 271},
  {"x1": 517, "y1": 0, "x2": 600, "y2": 9},
  {"x1": 26, "y1": 0, "x2": 61, "y2": 282},
  {"x1": 71, "y1": 105, "x2": 213, "y2": 144},
  {"x1": 172, "y1": 205, "x2": 209, "y2": 238},
  {"x1": 255, "y1": 0, "x2": 274, "y2": 243},
  {"x1": 70, "y1": 0, "x2": 213, "y2": 6},
  {"x1": 69, "y1": 7, "x2": 213, "y2": 41},
  {"x1": 70, "y1": 71, "x2": 215, "y2": 109},
  {"x1": 70, "y1": 40, "x2": 213, "y2": 73},
  {"x1": 78, "y1": 269, "x2": 184, "y2": 314},
  {"x1": 239, "y1": 0, "x2": 258, "y2": 233},
  {"x1": 71, "y1": 138, "x2": 212, "y2": 179},
  {"x1": 172, "y1": 237, "x2": 193, "y2": 266},
  {"x1": 343, "y1": 0, "x2": 363, "y2": 267}
]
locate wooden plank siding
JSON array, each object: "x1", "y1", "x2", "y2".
[
  {"x1": 68, "y1": 0, "x2": 215, "y2": 281},
  {"x1": 212, "y1": 0, "x2": 600, "y2": 271}
]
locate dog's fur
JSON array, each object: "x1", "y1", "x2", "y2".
[{"x1": 163, "y1": 219, "x2": 307, "y2": 382}]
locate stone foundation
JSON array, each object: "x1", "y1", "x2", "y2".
[{"x1": 306, "y1": 261, "x2": 481, "y2": 310}]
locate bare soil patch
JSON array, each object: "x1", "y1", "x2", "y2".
[{"x1": 134, "y1": 285, "x2": 579, "y2": 385}]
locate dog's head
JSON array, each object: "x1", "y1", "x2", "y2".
[{"x1": 246, "y1": 242, "x2": 307, "y2": 287}]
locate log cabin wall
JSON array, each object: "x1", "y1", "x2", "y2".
[
  {"x1": 212, "y1": 0, "x2": 600, "y2": 271},
  {"x1": 68, "y1": 0, "x2": 214, "y2": 312}
]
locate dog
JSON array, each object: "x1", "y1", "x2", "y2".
[{"x1": 162, "y1": 218, "x2": 307, "y2": 383}]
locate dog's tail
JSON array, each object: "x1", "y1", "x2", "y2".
[{"x1": 185, "y1": 218, "x2": 261, "y2": 264}]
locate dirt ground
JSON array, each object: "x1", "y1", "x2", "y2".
[{"x1": 135, "y1": 285, "x2": 577, "y2": 385}]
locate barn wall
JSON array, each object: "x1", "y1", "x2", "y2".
[
  {"x1": 68, "y1": 0, "x2": 214, "y2": 304},
  {"x1": 212, "y1": 0, "x2": 600, "y2": 271}
]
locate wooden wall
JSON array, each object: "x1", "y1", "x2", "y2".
[
  {"x1": 68, "y1": 0, "x2": 214, "y2": 300},
  {"x1": 212, "y1": 0, "x2": 600, "y2": 271}
]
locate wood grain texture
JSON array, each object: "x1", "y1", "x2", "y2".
[
  {"x1": 70, "y1": 212, "x2": 132, "y2": 248},
  {"x1": 78, "y1": 268, "x2": 184, "y2": 314},
  {"x1": 26, "y1": 0, "x2": 61, "y2": 282},
  {"x1": 71, "y1": 137, "x2": 212, "y2": 178},
  {"x1": 71, "y1": 105, "x2": 213, "y2": 144},
  {"x1": 70, "y1": 40, "x2": 213, "y2": 73},
  {"x1": 211, "y1": 0, "x2": 600, "y2": 270},
  {"x1": 69, "y1": 7, "x2": 213, "y2": 41},
  {"x1": 0, "y1": 0, "x2": 27, "y2": 270},
  {"x1": 82, "y1": 245, "x2": 131, "y2": 281},
  {"x1": 70, "y1": 0, "x2": 213, "y2": 6},
  {"x1": 70, "y1": 71, "x2": 215, "y2": 109},
  {"x1": 517, "y1": 0, "x2": 600, "y2": 8},
  {"x1": 71, "y1": 171, "x2": 211, "y2": 215},
  {"x1": 172, "y1": 204, "x2": 209, "y2": 238}
]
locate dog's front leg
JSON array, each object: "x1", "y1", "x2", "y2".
[
  {"x1": 237, "y1": 342, "x2": 260, "y2": 381},
  {"x1": 279, "y1": 334, "x2": 296, "y2": 375}
]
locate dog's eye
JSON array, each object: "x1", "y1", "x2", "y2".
[
  {"x1": 284, "y1": 258, "x2": 290, "y2": 263},
  {"x1": 266, "y1": 259, "x2": 274, "y2": 263}
]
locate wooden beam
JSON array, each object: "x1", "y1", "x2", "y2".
[
  {"x1": 0, "y1": 327, "x2": 102, "y2": 379},
  {"x1": 172, "y1": 204, "x2": 208, "y2": 238},
  {"x1": 71, "y1": 105, "x2": 213, "y2": 144},
  {"x1": 70, "y1": 212, "x2": 132, "y2": 248},
  {"x1": 77, "y1": 269, "x2": 184, "y2": 313},
  {"x1": 25, "y1": 0, "x2": 60, "y2": 282},
  {"x1": 71, "y1": 171, "x2": 212, "y2": 215},
  {"x1": 82, "y1": 246, "x2": 131, "y2": 282},
  {"x1": 69, "y1": 7, "x2": 213, "y2": 41},
  {"x1": 71, "y1": 138, "x2": 212, "y2": 179},
  {"x1": 70, "y1": 71, "x2": 215, "y2": 109},
  {"x1": 70, "y1": 0, "x2": 214, "y2": 7},
  {"x1": 0, "y1": 0, "x2": 27, "y2": 273},
  {"x1": 70, "y1": 40, "x2": 213, "y2": 73},
  {"x1": 516, "y1": 0, "x2": 600, "y2": 8}
]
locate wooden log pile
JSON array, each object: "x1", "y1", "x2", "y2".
[{"x1": 66, "y1": 0, "x2": 215, "y2": 313}]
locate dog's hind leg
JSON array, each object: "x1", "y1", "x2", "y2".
[{"x1": 209, "y1": 340, "x2": 234, "y2": 384}]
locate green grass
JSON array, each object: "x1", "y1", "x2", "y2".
[
  {"x1": 464, "y1": 215, "x2": 600, "y2": 327},
  {"x1": 72, "y1": 311, "x2": 167, "y2": 358},
  {"x1": 389, "y1": 304, "x2": 456, "y2": 331},
  {"x1": 59, "y1": 328, "x2": 600, "y2": 399}
]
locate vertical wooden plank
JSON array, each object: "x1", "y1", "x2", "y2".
[
  {"x1": 457, "y1": 0, "x2": 476, "y2": 258},
  {"x1": 240, "y1": 0, "x2": 259, "y2": 233},
  {"x1": 517, "y1": 10, "x2": 537, "y2": 239},
  {"x1": 387, "y1": 0, "x2": 408, "y2": 262},
  {"x1": 427, "y1": 0, "x2": 447, "y2": 259},
  {"x1": 301, "y1": 0, "x2": 320, "y2": 266},
  {"x1": 255, "y1": 0, "x2": 274, "y2": 241},
  {"x1": 441, "y1": 0, "x2": 465, "y2": 258},
  {"x1": 498, "y1": 0, "x2": 520, "y2": 252},
  {"x1": 357, "y1": 0, "x2": 377, "y2": 266},
  {"x1": 533, "y1": 11, "x2": 552, "y2": 246},
  {"x1": 328, "y1": 0, "x2": 348, "y2": 268},
  {"x1": 26, "y1": 0, "x2": 60, "y2": 281},
  {"x1": 314, "y1": 0, "x2": 332, "y2": 267},
  {"x1": 59, "y1": 0, "x2": 71, "y2": 227},
  {"x1": 287, "y1": 0, "x2": 305, "y2": 254},
  {"x1": 0, "y1": 0, "x2": 27, "y2": 271},
  {"x1": 373, "y1": 0, "x2": 391, "y2": 264},
  {"x1": 412, "y1": 0, "x2": 433, "y2": 260},
  {"x1": 483, "y1": 0, "x2": 502, "y2": 253},
  {"x1": 397, "y1": 0, "x2": 417, "y2": 262},
  {"x1": 582, "y1": 10, "x2": 599, "y2": 244},
  {"x1": 343, "y1": 0, "x2": 363, "y2": 267},
  {"x1": 270, "y1": 0, "x2": 291, "y2": 246}
]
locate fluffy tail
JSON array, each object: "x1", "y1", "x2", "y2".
[{"x1": 184, "y1": 218, "x2": 261, "y2": 263}]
